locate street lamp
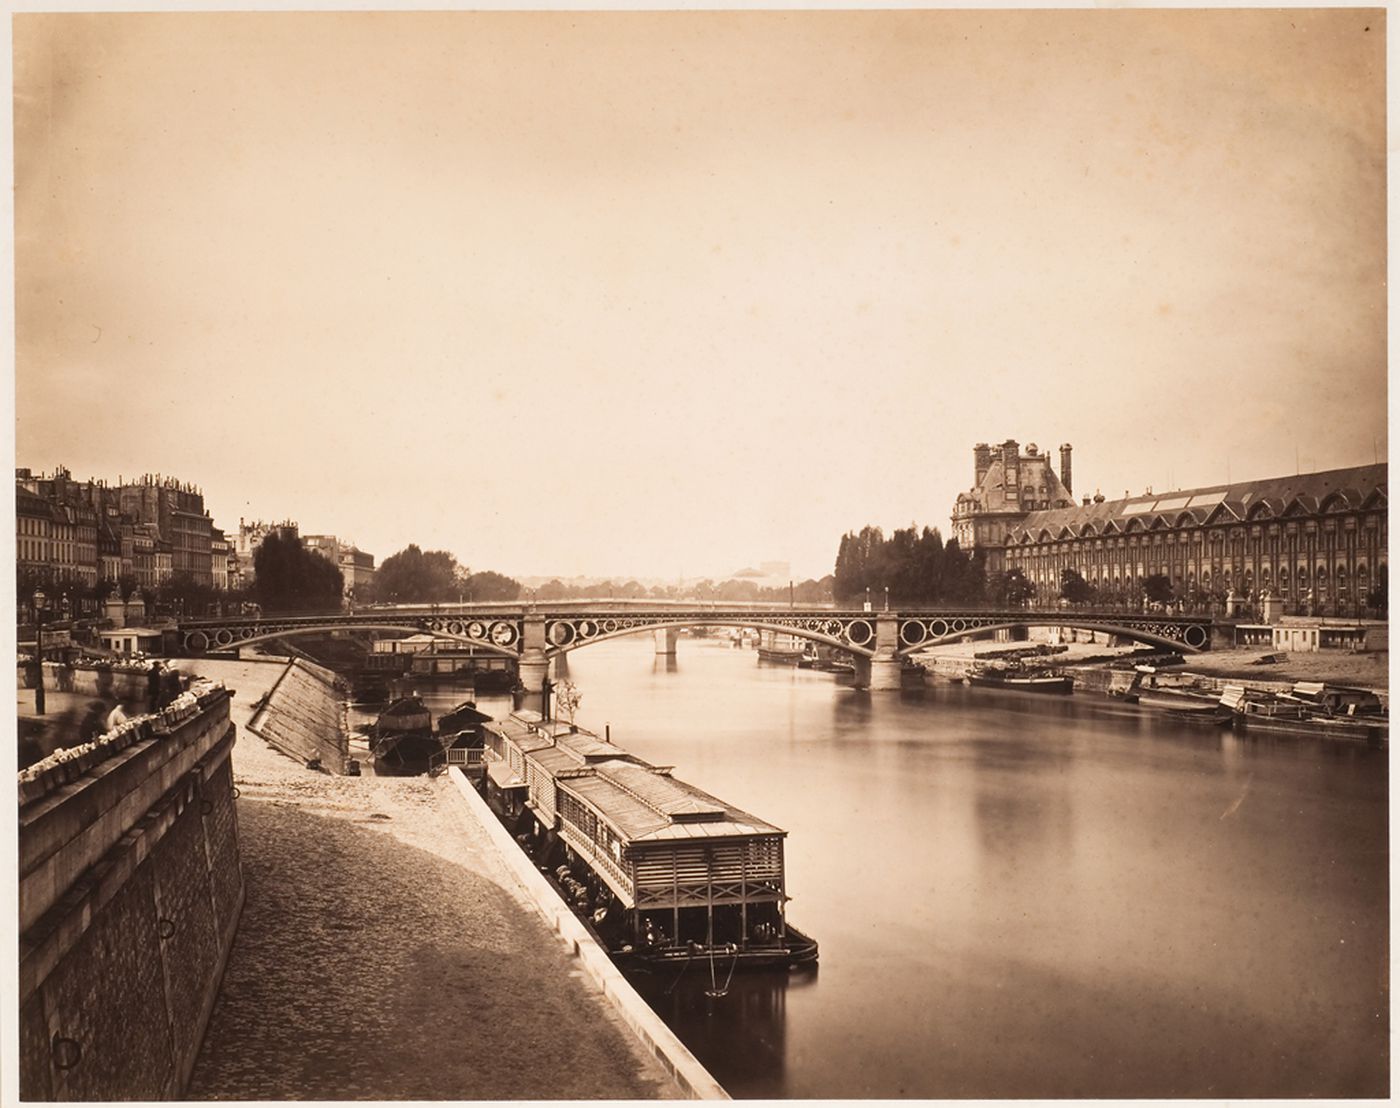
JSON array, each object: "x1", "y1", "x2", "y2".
[{"x1": 32, "y1": 589, "x2": 46, "y2": 716}]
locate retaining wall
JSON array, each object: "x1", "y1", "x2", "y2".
[
  {"x1": 445, "y1": 768, "x2": 729, "y2": 1100},
  {"x1": 247, "y1": 658, "x2": 349, "y2": 773},
  {"x1": 19, "y1": 661, "x2": 153, "y2": 701},
  {"x1": 18, "y1": 694, "x2": 243, "y2": 1100}
]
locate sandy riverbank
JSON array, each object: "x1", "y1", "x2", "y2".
[{"x1": 176, "y1": 657, "x2": 671, "y2": 1100}]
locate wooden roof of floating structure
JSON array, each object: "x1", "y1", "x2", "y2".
[{"x1": 481, "y1": 711, "x2": 783, "y2": 843}]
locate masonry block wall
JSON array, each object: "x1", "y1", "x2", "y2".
[
  {"x1": 20, "y1": 661, "x2": 152, "y2": 701},
  {"x1": 249, "y1": 658, "x2": 349, "y2": 773},
  {"x1": 18, "y1": 694, "x2": 244, "y2": 1100}
]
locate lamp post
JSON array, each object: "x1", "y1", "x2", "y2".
[{"x1": 32, "y1": 589, "x2": 46, "y2": 716}]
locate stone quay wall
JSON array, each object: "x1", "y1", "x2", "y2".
[
  {"x1": 247, "y1": 658, "x2": 349, "y2": 773},
  {"x1": 18, "y1": 660, "x2": 154, "y2": 702},
  {"x1": 18, "y1": 692, "x2": 244, "y2": 1101}
]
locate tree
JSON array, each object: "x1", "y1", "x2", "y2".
[
  {"x1": 371, "y1": 545, "x2": 463, "y2": 603},
  {"x1": 462, "y1": 570, "x2": 521, "y2": 601},
  {"x1": 989, "y1": 567, "x2": 1034, "y2": 607},
  {"x1": 1366, "y1": 564, "x2": 1387, "y2": 615},
  {"x1": 941, "y1": 539, "x2": 984, "y2": 603},
  {"x1": 161, "y1": 571, "x2": 216, "y2": 617},
  {"x1": 253, "y1": 531, "x2": 344, "y2": 613},
  {"x1": 1143, "y1": 574, "x2": 1175, "y2": 604},
  {"x1": 1060, "y1": 568, "x2": 1093, "y2": 606}
]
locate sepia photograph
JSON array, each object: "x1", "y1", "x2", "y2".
[{"x1": 10, "y1": 5, "x2": 1389, "y2": 1101}]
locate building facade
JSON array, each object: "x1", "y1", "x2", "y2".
[
  {"x1": 952, "y1": 440, "x2": 1077, "y2": 564},
  {"x1": 117, "y1": 477, "x2": 214, "y2": 587},
  {"x1": 952, "y1": 444, "x2": 1387, "y2": 617},
  {"x1": 15, "y1": 468, "x2": 238, "y2": 619}
]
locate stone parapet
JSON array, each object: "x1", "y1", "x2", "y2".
[
  {"x1": 19, "y1": 660, "x2": 155, "y2": 701},
  {"x1": 18, "y1": 693, "x2": 244, "y2": 1100}
]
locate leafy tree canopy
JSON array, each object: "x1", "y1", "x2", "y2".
[
  {"x1": 372, "y1": 545, "x2": 465, "y2": 603},
  {"x1": 832, "y1": 524, "x2": 984, "y2": 605},
  {"x1": 1060, "y1": 567, "x2": 1094, "y2": 605},
  {"x1": 254, "y1": 532, "x2": 344, "y2": 613},
  {"x1": 1143, "y1": 574, "x2": 1175, "y2": 604},
  {"x1": 462, "y1": 570, "x2": 521, "y2": 602}
]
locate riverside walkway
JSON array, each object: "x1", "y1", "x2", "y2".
[{"x1": 178, "y1": 658, "x2": 669, "y2": 1100}]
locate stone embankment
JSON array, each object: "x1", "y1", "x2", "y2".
[
  {"x1": 177, "y1": 658, "x2": 674, "y2": 1101},
  {"x1": 18, "y1": 684, "x2": 242, "y2": 1100},
  {"x1": 247, "y1": 657, "x2": 350, "y2": 774}
]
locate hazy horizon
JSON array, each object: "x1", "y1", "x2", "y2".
[{"x1": 15, "y1": 9, "x2": 1386, "y2": 582}]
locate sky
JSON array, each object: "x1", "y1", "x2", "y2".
[{"x1": 13, "y1": 8, "x2": 1387, "y2": 582}]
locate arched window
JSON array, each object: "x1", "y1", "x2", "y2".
[
  {"x1": 1337, "y1": 568, "x2": 1348, "y2": 597},
  {"x1": 1279, "y1": 567, "x2": 1290, "y2": 597}
]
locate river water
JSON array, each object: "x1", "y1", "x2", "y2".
[{"x1": 407, "y1": 635, "x2": 1387, "y2": 1098}]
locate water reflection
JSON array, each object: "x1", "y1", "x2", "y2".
[
  {"x1": 629, "y1": 966, "x2": 813, "y2": 1099},
  {"x1": 353, "y1": 640, "x2": 1388, "y2": 1098},
  {"x1": 554, "y1": 637, "x2": 1388, "y2": 1099}
]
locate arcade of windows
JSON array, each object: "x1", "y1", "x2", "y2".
[{"x1": 1004, "y1": 509, "x2": 1386, "y2": 609}]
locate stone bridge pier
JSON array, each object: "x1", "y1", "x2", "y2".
[
  {"x1": 653, "y1": 628, "x2": 678, "y2": 656},
  {"x1": 518, "y1": 616, "x2": 549, "y2": 695},
  {"x1": 852, "y1": 613, "x2": 902, "y2": 690}
]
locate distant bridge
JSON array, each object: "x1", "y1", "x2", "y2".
[{"x1": 177, "y1": 604, "x2": 1214, "y2": 691}]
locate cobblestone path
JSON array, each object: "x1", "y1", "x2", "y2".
[{"x1": 184, "y1": 659, "x2": 669, "y2": 1100}]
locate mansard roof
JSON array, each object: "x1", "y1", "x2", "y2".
[
  {"x1": 1004, "y1": 463, "x2": 1386, "y2": 544},
  {"x1": 967, "y1": 453, "x2": 1076, "y2": 513}
]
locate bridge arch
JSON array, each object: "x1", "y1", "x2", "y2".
[
  {"x1": 894, "y1": 616, "x2": 1208, "y2": 656},
  {"x1": 541, "y1": 617, "x2": 876, "y2": 659},
  {"x1": 180, "y1": 622, "x2": 522, "y2": 658}
]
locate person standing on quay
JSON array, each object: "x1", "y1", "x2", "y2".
[{"x1": 147, "y1": 661, "x2": 164, "y2": 713}]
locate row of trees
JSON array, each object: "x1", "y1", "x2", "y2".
[
  {"x1": 17, "y1": 568, "x2": 258, "y2": 621},
  {"x1": 370, "y1": 544, "x2": 522, "y2": 604},
  {"x1": 523, "y1": 576, "x2": 834, "y2": 604},
  {"x1": 832, "y1": 525, "x2": 987, "y2": 605}
]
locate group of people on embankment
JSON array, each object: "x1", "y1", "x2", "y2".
[{"x1": 76, "y1": 660, "x2": 189, "y2": 742}]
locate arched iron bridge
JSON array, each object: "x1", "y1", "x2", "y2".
[{"x1": 177, "y1": 605, "x2": 1214, "y2": 658}]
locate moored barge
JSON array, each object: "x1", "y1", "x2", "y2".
[
  {"x1": 1221, "y1": 683, "x2": 1388, "y2": 745},
  {"x1": 966, "y1": 662, "x2": 1074, "y2": 694},
  {"x1": 478, "y1": 710, "x2": 818, "y2": 970}
]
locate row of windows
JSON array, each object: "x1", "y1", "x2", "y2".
[
  {"x1": 1021, "y1": 560, "x2": 1382, "y2": 596},
  {"x1": 1016, "y1": 520, "x2": 1381, "y2": 548}
]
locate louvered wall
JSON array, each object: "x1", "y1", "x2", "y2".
[{"x1": 632, "y1": 838, "x2": 784, "y2": 908}]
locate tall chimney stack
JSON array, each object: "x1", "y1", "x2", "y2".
[
  {"x1": 973, "y1": 443, "x2": 992, "y2": 487},
  {"x1": 1002, "y1": 440, "x2": 1020, "y2": 503},
  {"x1": 1059, "y1": 443, "x2": 1073, "y2": 496}
]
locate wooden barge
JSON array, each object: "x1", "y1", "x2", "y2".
[
  {"x1": 966, "y1": 662, "x2": 1074, "y2": 694},
  {"x1": 478, "y1": 710, "x2": 818, "y2": 971}
]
